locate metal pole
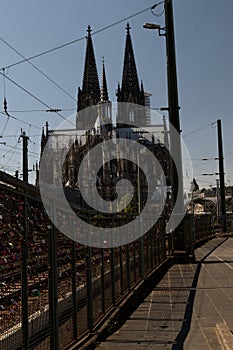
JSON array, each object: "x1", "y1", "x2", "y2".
[
  {"x1": 110, "y1": 247, "x2": 116, "y2": 305},
  {"x1": 21, "y1": 194, "x2": 29, "y2": 350},
  {"x1": 49, "y1": 204, "x2": 59, "y2": 350},
  {"x1": 137, "y1": 151, "x2": 144, "y2": 277},
  {"x1": 86, "y1": 245, "x2": 93, "y2": 330},
  {"x1": 101, "y1": 248, "x2": 106, "y2": 314},
  {"x1": 71, "y1": 238, "x2": 78, "y2": 340},
  {"x1": 217, "y1": 119, "x2": 226, "y2": 231},
  {"x1": 126, "y1": 244, "x2": 131, "y2": 289},
  {"x1": 86, "y1": 214, "x2": 93, "y2": 331},
  {"x1": 216, "y1": 178, "x2": 220, "y2": 222},
  {"x1": 21, "y1": 131, "x2": 29, "y2": 182},
  {"x1": 164, "y1": 0, "x2": 184, "y2": 213}
]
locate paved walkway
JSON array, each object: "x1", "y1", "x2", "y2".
[{"x1": 97, "y1": 237, "x2": 233, "y2": 349}]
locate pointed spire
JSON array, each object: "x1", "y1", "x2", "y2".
[
  {"x1": 77, "y1": 25, "x2": 100, "y2": 112},
  {"x1": 116, "y1": 23, "x2": 146, "y2": 127},
  {"x1": 100, "y1": 57, "x2": 109, "y2": 103},
  {"x1": 118, "y1": 23, "x2": 143, "y2": 104}
]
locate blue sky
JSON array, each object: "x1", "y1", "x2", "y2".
[{"x1": 0, "y1": 0, "x2": 233, "y2": 188}]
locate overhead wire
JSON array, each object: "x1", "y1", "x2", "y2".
[
  {"x1": 0, "y1": 2, "x2": 164, "y2": 176},
  {"x1": 0, "y1": 3, "x2": 161, "y2": 132},
  {"x1": 0, "y1": 108, "x2": 75, "y2": 113},
  {"x1": 0, "y1": 36, "x2": 76, "y2": 102},
  {"x1": 151, "y1": 1, "x2": 164, "y2": 17},
  {"x1": 1, "y1": 68, "x2": 10, "y2": 136},
  {"x1": 0, "y1": 111, "x2": 41, "y2": 131},
  {"x1": 1, "y1": 143, "x2": 40, "y2": 156},
  {"x1": 1, "y1": 134, "x2": 40, "y2": 138},
  {"x1": 0, "y1": 71, "x2": 75, "y2": 126},
  {"x1": 0, "y1": 4, "x2": 158, "y2": 70},
  {"x1": 183, "y1": 121, "x2": 217, "y2": 138}
]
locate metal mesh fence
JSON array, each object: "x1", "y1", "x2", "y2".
[{"x1": 0, "y1": 173, "x2": 218, "y2": 350}]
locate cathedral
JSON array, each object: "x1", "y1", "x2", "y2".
[{"x1": 40, "y1": 23, "x2": 170, "y2": 211}]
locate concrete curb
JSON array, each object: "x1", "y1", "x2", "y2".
[{"x1": 216, "y1": 322, "x2": 233, "y2": 350}]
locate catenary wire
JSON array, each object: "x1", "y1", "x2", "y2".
[
  {"x1": 0, "y1": 4, "x2": 161, "y2": 129},
  {"x1": 0, "y1": 72, "x2": 75, "y2": 126},
  {"x1": 0, "y1": 36, "x2": 76, "y2": 102},
  {"x1": 1, "y1": 143, "x2": 40, "y2": 156},
  {"x1": 183, "y1": 121, "x2": 217, "y2": 138},
  {"x1": 0, "y1": 108, "x2": 75, "y2": 113},
  {"x1": 0, "y1": 111, "x2": 41, "y2": 131},
  {"x1": 0, "y1": 4, "x2": 158, "y2": 70}
]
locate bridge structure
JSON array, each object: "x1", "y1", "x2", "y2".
[{"x1": 0, "y1": 171, "x2": 232, "y2": 350}]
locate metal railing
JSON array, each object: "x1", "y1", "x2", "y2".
[{"x1": 0, "y1": 171, "x2": 222, "y2": 350}]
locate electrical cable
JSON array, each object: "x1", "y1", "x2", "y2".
[
  {"x1": 0, "y1": 108, "x2": 75, "y2": 113},
  {"x1": 0, "y1": 71, "x2": 75, "y2": 126},
  {"x1": 0, "y1": 111, "x2": 41, "y2": 131},
  {"x1": 183, "y1": 121, "x2": 217, "y2": 138},
  {"x1": 1, "y1": 134, "x2": 40, "y2": 138},
  {"x1": 151, "y1": 1, "x2": 164, "y2": 17},
  {"x1": 1, "y1": 141, "x2": 19, "y2": 168},
  {"x1": 0, "y1": 36, "x2": 76, "y2": 102},
  {"x1": 1, "y1": 68, "x2": 10, "y2": 136},
  {"x1": 0, "y1": 4, "x2": 158, "y2": 70},
  {"x1": 0, "y1": 4, "x2": 161, "y2": 129},
  {"x1": 1, "y1": 143, "x2": 40, "y2": 156}
]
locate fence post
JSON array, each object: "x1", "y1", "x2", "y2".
[
  {"x1": 71, "y1": 236, "x2": 78, "y2": 340},
  {"x1": 86, "y1": 245, "x2": 93, "y2": 331},
  {"x1": 21, "y1": 194, "x2": 29, "y2": 350},
  {"x1": 119, "y1": 246, "x2": 124, "y2": 294},
  {"x1": 139, "y1": 236, "x2": 144, "y2": 278},
  {"x1": 133, "y1": 241, "x2": 137, "y2": 282},
  {"x1": 126, "y1": 244, "x2": 131, "y2": 289},
  {"x1": 149, "y1": 230, "x2": 153, "y2": 270},
  {"x1": 110, "y1": 248, "x2": 116, "y2": 305},
  {"x1": 49, "y1": 203, "x2": 59, "y2": 350},
  {"x1": 101, "y1": 248, "x2": 106, "y2": 314}
]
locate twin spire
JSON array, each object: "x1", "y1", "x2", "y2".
[
  {"x1": 117, "y1": 23, "x2": 144, "y2": 106},
  {"x1": 77, "y1": 23, "x2": 146, "y2": 126},
  {"x1": 77, "y1": 25, "x2": 110, "y2": 112},
  {"x1": 77, "y1": 25, "x2": 101, "y2": 112}
]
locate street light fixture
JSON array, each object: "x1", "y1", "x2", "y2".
[{"x1": 143, "y1": 22, "x2": 166, "y2": 36}]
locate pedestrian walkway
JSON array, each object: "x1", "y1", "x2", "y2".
[{"x1": 97, "y1": 237, "x2": 233, "y2": 349}]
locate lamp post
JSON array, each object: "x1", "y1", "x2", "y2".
[{"x1": 143, "y1": 0, "x2": 184, "y2": 225}]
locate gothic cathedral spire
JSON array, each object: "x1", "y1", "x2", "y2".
[
  {"x1": 100, "y1": 57, "x2": 109, "y2": 103},
  {"x1": 77, "y1": 25, "x2": 100, "y2": 112},
  {"x1": 116, "y1": 23, "x2": 146, "y2": 127},
  {"x1": 117, "y1": 23, "x2": 145, "y2": 106},
  {"x1": 98, "y1": 57, "x2": 112, "y2": 130}
]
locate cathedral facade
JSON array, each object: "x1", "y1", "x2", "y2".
[{"x1": 40, "y1": 24, "x2": 170, "y2": 211}]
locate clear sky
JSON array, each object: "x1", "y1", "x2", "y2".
[{"x1": 0, "y1": 0, "x2": 232, "y2": 188}]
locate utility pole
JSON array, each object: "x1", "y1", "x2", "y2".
[
  {"x1": 21, "y1": 131, "x2": 29, "y2": 182},
  {"x1": 217, "y1": 119, "x2": 226, "y2": 232},
  {"x1": 143, "y1": 0, "x2": 185, "y2": 253},
  {"x1": 164, "y1": 0, "x2": 184, "y2": 213}
]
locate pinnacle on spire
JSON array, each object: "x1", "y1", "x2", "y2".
[
  {"x1": 87, "y1": 25, "x2": 92, "y2": 35},
  {"x1": 77, "y1": 25, "x2": 100, "y2": 112},
  {"x1": 100, "y1": 57, "x2": 109, "y2": 103},
  {"x1": 126, "y1": 22, "x2": 131, "y2": 34}
]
